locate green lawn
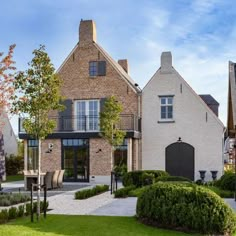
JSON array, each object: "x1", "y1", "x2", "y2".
[
  {"x1": 4, "y1": 175, "x2": 24, "y2": 182},
  {"x1": 0, "y1": 215, "x2": 194, "y2": 236}
]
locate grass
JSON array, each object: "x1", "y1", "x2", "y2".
[
  {"x1": 0, "y1": 215, "x2": 195, "y2": 236},
  {"x1": 4, "y1": 175, "x2": 24, "y2": 182}
]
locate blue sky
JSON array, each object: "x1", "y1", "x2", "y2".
[{"x1": 2, "y1": 0, "x2": 235, "y2": 134}]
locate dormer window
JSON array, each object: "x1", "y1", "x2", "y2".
[{"x1": 89, "y1": 61, "x2": 106, "y2": 77}]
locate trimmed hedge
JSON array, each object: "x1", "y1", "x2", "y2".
[
  {"x1": 122, "y1": 170, "x2": 169, "y2": 187},
  {"x1": 0, "y1": 193, "x2": 30, "y2": 206},
  {"x1": 216, "y1": 172, "x2": 235, "y2": 191},
  {"x1": 0, "y1": 201, "x2": 48, "y2": 224},
  {"x1": 114, "y1": 186, "x2": 136, "y2": 198},
  {"x1": 156, "y1": 175, "x2": 192, "y2": 182},
  {"x1": 136, "y1": 182, "x2": 236, "y2": 235},
  {"x1": 75, "y1": 185, "x2": 109, "y2": 200}
]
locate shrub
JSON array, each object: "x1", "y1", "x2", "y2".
[
  {"x1": 18, "y1": 205, "x2": 24, "y2": 217},
  {"x1": 75, "y1": 185, "x2": 109, "y2": 200},
  {"x1": 5, "y1": 154, "x2": 24, "y2": 175},
  {"x1": 123, "y1": 170, "x2": 169, "y2": 187},
  {"x1": 218, "y1": 172, "x2": 235, "y2": 191},
  {"x1": 136, "y1": 182, "x2": 236, "y2": 235},
  {"x1": 141, "y1": 172, "x2": 154, "y2": 186},
  {"x1": 205, "y1": 186, "x2": 234, "y2": 198},
  {"x1": 0, "y1": 209, "x2": 8, "y2": 224},
  {"x1": 114, "y1": 164, "x2": 127, "y2": 178},
  {"x1": 156, "y1": 175, "x2": 192, "y2": 182},
  {"x1": 128, "y1": 187, "x2": 148, "y2": 197},
  {"x1": 0, "y1": 193, "x2": 30, "y2": 206},
  {"x1": 114, "y1": 186, "x2": 136, "y2": 198},
  {"x1": 8, "y1": 207, "x2": 18, "y2": 220}
]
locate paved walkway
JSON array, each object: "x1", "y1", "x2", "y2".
[{"x1": 2, "y1": 181, "x2": 236, "y2": 217}]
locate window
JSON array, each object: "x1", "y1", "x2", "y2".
[
  {"x1": 89, "y1": 61, "x2": 106, "y2": 76},
  {"x1": 27, "y1": 140, "x2": 38, "y2": 170},
  {"x1": 75, "y1": 100, "x2": 100, "y2": 131},
  {"x1": 160, "y1": 96, "x2": 173, "y2": 120}
]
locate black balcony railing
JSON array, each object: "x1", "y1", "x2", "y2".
[{"x1": 19, "y1": 114, "x2": 141, "y2": 133}]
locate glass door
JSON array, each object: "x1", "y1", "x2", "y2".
[
  {"x1": 75, "y1": 146, "x2": 89, "y2": 181},
  {"x1": 63, "y1": 147, "x2": 76, "y2": 181},
  {"x1": 62, "y1": 139, "x2": 89, "y2": 182}
]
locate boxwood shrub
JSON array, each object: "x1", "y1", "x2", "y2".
[
  {"x1": 122, "y1": 170, "x2": 169, "y2": 187},
  {"x1": 217, "y1": 172, "x2": 235, "y2": 191},
  {"x1": 156, "y1": 175, "x2": 192, "y2": 182},
  {"x1": 114, "y1": 185, "x2": 136, "y2": 198},
  {"x1": 75, "y1": 185, "x2": 109, "y2": 200},
  {"x1": 136, "y1": 182, "x2": 236, "y2": 235}
]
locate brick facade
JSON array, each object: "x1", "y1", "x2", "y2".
[{"x1": 35, "y1": 20, "x2": 141, "y2": 180}]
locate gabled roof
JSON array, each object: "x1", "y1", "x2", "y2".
[
  {"x1": 143, "y1": 64, "x2": 224, "y2": 128},
  {"x1": 56, "y1": 43, "x2": 141, "y2": 94},
  {"x1": 199, "y1": 94, "x2": 219, "y2": 106}
]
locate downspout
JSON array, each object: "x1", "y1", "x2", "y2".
[
  {"x1": 138, "y1": 91, "x2": 142, "y2": 170},
  {"x1": 222, "y1": 127, "x2": 227, "y2": 175}
]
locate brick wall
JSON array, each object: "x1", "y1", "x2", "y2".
[{"x1": 41, "y1": 139, "x2": 61, "y2": 172}]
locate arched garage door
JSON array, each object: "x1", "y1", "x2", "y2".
[{"x1": 165, "y1": 142, "x2": 194, "y2": 180}]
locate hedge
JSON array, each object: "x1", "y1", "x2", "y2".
[
  {"x1": 122, "y1": 170, "x2": 169, "y2": 187},
  {"x1": 216, "y1": 172, "x2": 235, "y2": 191},
  {"x1": 156, "y1": 175, "x2": 192, "y2": 182},
  {"x1": 0, "y1": 193, "x2": 30, "y2": 206},
  {"x1": 75, "y1": 185, "x2": 109, "y2": 200},
  {"x1": 114, "y1": 186, "x2": 136, "y2": 198},
  {"x1": 0, "y1": 201, "x2": 48, "y2": 224},
  {"x1": 136, "y1": 182, "x2": 236, "y2": 235}
]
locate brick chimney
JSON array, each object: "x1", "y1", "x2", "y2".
[
  {"x1": 79, "y1": 19, "x2": 97, "y2": 45},
  {"x1": 118, "y1": 59, "x2": 129, "y2": 73},
  {"x1": 161, "y1": 51, "x2": 172, "y2": 73}
]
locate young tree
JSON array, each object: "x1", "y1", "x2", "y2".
[
  {"x1": 99, "y1": 96, "x2": 126, "y2": 171},
  {"x1": 12, "y1": 45, "x2": 64, "y2": 220},
  {"x1": 0, "y1": 44, "x2": 16, "y2": 185}
]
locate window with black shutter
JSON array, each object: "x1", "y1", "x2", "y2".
[{"x1": 89, "y1": 61, "x2": 106, "y2": 77}]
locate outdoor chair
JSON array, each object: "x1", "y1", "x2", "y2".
[
  {"x1": 44, "y1": 171, "x2": 54, "y2": 190},
  {"x1": 57, "y1": 169, "x2": 65, "y2": 188},
  {"x1": 52, "y1": 170, "x2": 60, "y2": 189}
]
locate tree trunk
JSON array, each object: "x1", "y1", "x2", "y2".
[{"x1": 37, "y1": 139, "x2": 41, "y2": 221}]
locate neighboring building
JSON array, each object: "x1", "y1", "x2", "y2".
[
  {"x1": 19, "y1": 20, "x2": 141, "y2": 183},
  {"x1": 226, "y1": 61, "x2": 236, "y2": 170},
  {"x1": 142, "y1": 52, "x2": 225, "y2": 181},
  {"x1": 0, "y1": 113, "x2": 18, "y2": 180}
]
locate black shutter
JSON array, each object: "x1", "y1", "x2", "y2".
[
  {"x1": 98, "y1": 61, "x2": 106, "y2": 76},
  {"x1": 100, "y1": 98, "x2": 107, "y2": 113},
  {"x1": 58, "y1": 99, "x2": 73, "y2": 131}
]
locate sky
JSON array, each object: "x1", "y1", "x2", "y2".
[{"x1": 1, "y1": 0, "x2": 235, "y2": 135}]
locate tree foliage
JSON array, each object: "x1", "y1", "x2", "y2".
[
  {"x1": 12, "y1": 45, "x2": 64, "y2": 139},
  {"x1": 99, "y1": 96, "x2": 126, "y2": 147}
]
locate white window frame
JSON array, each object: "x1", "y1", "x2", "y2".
[
  {"x1": 74, "y1": 100, "x2": 100, "y2": 132},
  {"x1": 159, "y1": 96, "x2": 174, "y2": 121}
]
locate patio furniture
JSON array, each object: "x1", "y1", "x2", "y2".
[
  {"x1": 44, "y1": 171, "x2": 54, "y2": 190},
  {"x1": 52, "y1": 170, "x2": 60, "y2": 189},
  {"x1": 57, "y1": 170, "x2": 65, "y2": 188},
  {"x1": 23, "y1": 170, "x2": 46, "y2": 190}
]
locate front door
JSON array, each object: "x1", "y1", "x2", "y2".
[
  {"x1": 165, "y1": 141, "x2": 194, "y2": 180},
  {"x1": 62, "y1": 139, "x2": 89, "y2": 182}
]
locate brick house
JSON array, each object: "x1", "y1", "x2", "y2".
[
  {"x1": 19, "y1": 20, "x2": 141, "y2": 183},
  {"x1": 142, "y1": 52, "x2": 225, "y2": 181}
]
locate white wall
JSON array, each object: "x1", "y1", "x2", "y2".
[{"x1": 142, "y1": 53, "x2": 224, "y2": 181}]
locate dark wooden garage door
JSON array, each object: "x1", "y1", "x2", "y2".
[{"x1": 165, "y1": 142, "x2": 194, "y2": 180}]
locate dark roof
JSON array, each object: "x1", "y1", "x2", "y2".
[{"x1": 199, "y1": 94, "x2": 219, "y2": 106}]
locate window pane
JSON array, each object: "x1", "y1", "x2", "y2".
[
  {"x1": 167, "y1": 97, "x2": 173, "y2": 104},
  {"x1": 89, "y1": 61, "x2": 97, "y2": 76},
  {"x1": 161, "y1": 98, "x2": 166, "y2": 104}
]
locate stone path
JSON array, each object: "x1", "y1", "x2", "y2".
[{"x1": 2, "y1": 181, "x2": 236, "y2": 217}]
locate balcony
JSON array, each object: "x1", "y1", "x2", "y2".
[{"x1": 19, "y1": 114, "x2": 141, "y2": 139}]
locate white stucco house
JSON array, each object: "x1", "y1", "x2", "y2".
[{"x1": 142, "y1": 52, "x2": 225, "y2": 181}]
